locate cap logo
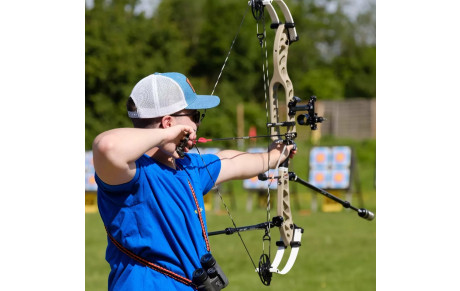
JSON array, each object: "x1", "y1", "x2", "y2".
[{"x1": 186, "y1": 78, "x2": 196, "y2": 93}]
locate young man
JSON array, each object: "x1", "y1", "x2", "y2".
[{"x1": 92, "y1": 72, "x2": 296, "y2": 290}]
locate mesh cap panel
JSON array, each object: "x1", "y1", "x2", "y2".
[
  {"x1": 128, "y1": 75, "x2": 187, "y2": 118},
  {"x1": 156, "y1": 76, "x2": 187, "y2": 116}
]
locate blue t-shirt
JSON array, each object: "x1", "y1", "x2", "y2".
[{"x1": 96, "y1": 153, "x2": 221, "y2": 290}]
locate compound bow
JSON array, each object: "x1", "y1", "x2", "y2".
[{"x1": 182, "y1": 0, "x2": 373, "y2": 287}]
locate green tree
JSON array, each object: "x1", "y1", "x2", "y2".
[
  {"x1": 85, "y1": 0, "x2": 376, "y2": 148},
  {"x1": 85, "y1": 0, "x2": 193, "y2": 149}
]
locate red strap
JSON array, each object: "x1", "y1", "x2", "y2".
[
  {"x1": 105, "y1": 227, "x2": 197, "y2": 289},
  {"x1": 188, "y1": 180, "x2": 211, "y2": 252}
]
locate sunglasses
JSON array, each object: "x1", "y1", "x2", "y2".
[{"x1": 171, "y1": 110, "x2": 201, "y2": 123}]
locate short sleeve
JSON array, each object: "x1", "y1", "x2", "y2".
[
  {"x1": 186, "y1": 154, "x2": 221, "y2": 195},
  {"x1": 94, "y1": 160, "x2": 141, "y2": 194}
]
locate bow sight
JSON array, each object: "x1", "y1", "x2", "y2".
[{"x1": 289, "y1": 95, "x2": 325, "y2": 130}]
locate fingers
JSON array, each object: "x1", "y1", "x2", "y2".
[
  {"x1": 286, "y1": 141, "x2": 298, "y2": 159},
  {"x1": 181, "y1": 126, "x2": 196, "y2": 139},
  {"x1": 289, "y1": 142, "x2": 297, "y2": 158},
  {"x1": 278, "y1": 142, "x2": 298, "y2": 160},
  {"x1": 175, "y1": 126, "x2": 197, "y2": 158},
  {"x1": 175, "y1": 134, "x2": 189, "y2": 158},
  {"x1": 180, "y1": 128, "x2": 197, "y2": 150}
]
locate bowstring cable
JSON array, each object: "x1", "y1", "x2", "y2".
[
  {"x1": 199, "y1": 5, "x2": 250, "y2": 124},
  {"x1": 196, "y1": 147, "x2": 257, "y2": 271},
  {"x1": 210, "y1": 5, "x2": 250, "y2": 96},
  {"x1": 196, "y1": 4, "x2": 258, "y2": 272},
  {"x1": 255, "y1": 3, "x2": 273, "y2": 263}
]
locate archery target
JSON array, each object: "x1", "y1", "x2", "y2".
[
  {"x1": 309, "y1": 147, "x2": 332, "y2": 169},
  {"x1": 188, "y1": 147, "x2": 199, "y2": 154},
  {"x1": 201, "y1": 147, "x2": 220, "y2": 155},
  {"x1": 330, "y1": 169, "x2": 350, "y2": 189},
  {"x1": 309, "y1": 146, "x2": 353, "y2": 190},
  {"x1": 183, "y1": 147, "x2": 221, "y2": 155},
  {"x1": 309, "y1": 169, "x2": 331, "y2": 188},
  {"x1": 247, "y1": 147, "x2": 265, "y2": 154},
  {"x1": 243, "y1": 168, "x2": 278, "y2": 190},
  {"x1": 85, "y1": 151, "x2": 94, "y2": 173},
  {"x1": 332, "y1": 146, "x2": 351, "y2": 169},
  {"x1": 85, "y1": 151, "x2": 97, "y2": 191},
  {"x1": 243, "y1": 148, "x2": 277, "y2": 190},
  {"x1": 85, "y1": 171, "x2": 98, "y2": 191}
]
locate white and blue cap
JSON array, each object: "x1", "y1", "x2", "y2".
[{"x1": 128, "y1": 72, "x2": 220, "y2": 118}]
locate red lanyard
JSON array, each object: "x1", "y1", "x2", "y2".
[
  {"x1": 188, "y1": 180, "x2": 211, "y2": 252},
  {"x1": 103, "y1": 179, "x2": 210, "y2": 289}
]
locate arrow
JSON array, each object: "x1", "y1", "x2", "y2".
[{"x1": 193, "y1": 133, "x2": 297, "y2": 144}]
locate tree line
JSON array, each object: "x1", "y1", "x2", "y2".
[{"x1": 85, "y1": 0, "x2": 376, "y2": 149}]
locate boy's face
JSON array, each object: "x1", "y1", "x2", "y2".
[{"x1": 170, "y1": 109, "x2": 201, "y2": 130}]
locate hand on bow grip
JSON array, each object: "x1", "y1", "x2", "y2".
[
  {"x1": 282, "y1": 140, "x2": 297, "y2": 159},
  {"x1": 268, "y1": 140, "x2": 297, "y2": 168}
]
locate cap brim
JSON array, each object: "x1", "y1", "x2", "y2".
[{"x1": 185, "y1": 95, "x2": 220, "y2": 110}]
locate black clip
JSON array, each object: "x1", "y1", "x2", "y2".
[{"x1": 176, "y1": 134, "x2": 190, "y2": 158}]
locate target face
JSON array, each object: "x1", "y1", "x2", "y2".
[
  {"x1": 85, "y1": 171, "x2": 98, "y2": 191},
  {"x1": 309, "y1": 147, "x2": 332, "y2": 169},
  {"x1": 85, "y1": 151, "x2": 97, "y2": 191},
  {"x1": 244, "y1": 148, "x2": 277, "y2": 189},
  {"x1": 309, "y1": 169, "x2": 330, "y2": 188},
  {"x1": 330, "y1": 169, "x2": 350, "y2": 189},
  {"x1": 85, "y1": 151, "x2": 94, "y2": 172},
  {"x1": 332, "y1": 146, "x2": 351, "y2": 168},
  {"x1": 189, "y1": 147, "x2": 221, "y2": 155}
]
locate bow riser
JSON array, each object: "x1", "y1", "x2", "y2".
[
  {"x1": 277, "y1": 166, "x2": 293, "y2": 246},
  {"x1": 269, "y1": 24, "x2": 297, "y2": 247},
  {"x1": 269, "y1": 24, "x2": 295, "y2": 140}
]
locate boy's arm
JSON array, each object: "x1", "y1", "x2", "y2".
[
  {"x1": 92, "y1": 125, "x2": 195, "y2": 185},
  {"x1": 215, "y1": 142, "x2": 296, "y2": 185}
]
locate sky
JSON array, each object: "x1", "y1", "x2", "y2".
[{"x1": 85, "y1": 0, "x2": 375, "y2": 19}]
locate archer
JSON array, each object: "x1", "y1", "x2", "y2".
[{"x1": 92, "y1": 72, "x2": 296, "y2": 290}]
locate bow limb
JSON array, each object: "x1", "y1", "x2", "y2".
[
  {"x1": 259, "y1": 0, "x2": 298, "y2": 43},
  {"x1": 272, "y1": 0, "x2": 298, "y2": 42}
]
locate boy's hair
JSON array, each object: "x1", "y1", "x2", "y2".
[{"x1": 126, "y1": 97, "x2": 162, "y2": 128}]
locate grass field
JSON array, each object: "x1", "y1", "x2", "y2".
[{"x1": 86, "y1": 189, "x2": 376, "y2": 290}]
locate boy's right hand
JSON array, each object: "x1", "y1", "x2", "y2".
[{"x1": 160, "y1": 125, "x2": 196, "y2": 159}]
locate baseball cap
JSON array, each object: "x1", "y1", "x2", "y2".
[{"x1": 128, "y1": 72, "x2": 220, "y2": 118}]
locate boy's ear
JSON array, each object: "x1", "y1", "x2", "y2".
[{"x1": 160, "y1": 116, "x2": 173, "y2": 128}]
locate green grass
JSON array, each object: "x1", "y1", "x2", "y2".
[
  {"x1": 86, "y1": 190, "x2": 375, "y2": 290},
  {"x1": 86, "y1": 213, "x2": 110, "y2": 290}
]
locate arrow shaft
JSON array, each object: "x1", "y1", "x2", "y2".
[{"x1": 195, "y1": 134, "x2": 284, "y2": 143}]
